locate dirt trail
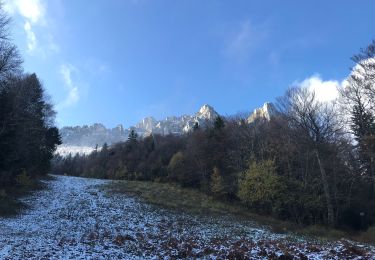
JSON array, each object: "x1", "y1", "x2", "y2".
[{"x1": 0, "y1": 175, "x2": 374, "y2": 259}]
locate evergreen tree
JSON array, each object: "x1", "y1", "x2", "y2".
[
  {"x1": 351, "y1": 104, "x2": 375, "y2": 142},
  {"x1": 351, "y1": 104, "x2": 375, "y2": 195},
  {"x1": 0, "y1": 74, "x2": 61, "y2": 186},
  {"x1": 102, "y1": 142, "x2": 109, "y2": 152},
  {"x1": 128, "y1": 129, "x2": 138, "y2": 143},
  {"x1": 214, "y1": 116, "x2": 225, "y2": 130},
  {"x1": 192, "y1": 122, "x2": 199, "y2": 131}
]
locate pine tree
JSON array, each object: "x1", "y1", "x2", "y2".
[
  {"x1": 351, "y1": 104, "x2": 375, "y2": 143},
  {"x1": 214, "y1": 116, "x2": 225, "y2": 130},
  {"x1": 128, "y1": 129, "x2": 138, "y2": 143},
  {"x1": 192, "y1": 122, "x2": 199, "y2": 131},
  {"x1": 351, "y1": 104, "x2": 375, "y2": 195},
  {"x1": 102, "y1": 142, "x2": 109, "y2": 152}
]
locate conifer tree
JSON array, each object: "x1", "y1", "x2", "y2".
[
  {"x1": 214, "y1": 116, "x2": 225, "y2": 130},
  {"x1": 128, "y1": 129, "x2": 138, "y2": 143}
]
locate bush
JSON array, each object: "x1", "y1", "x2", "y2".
[
  {"x1": 238, "y1": 160, "x2": 286, "y2": 214},
  {"x1": 168, "y1": 152, "x2": 200, "y2": 187},
  {"x1": 114, "y1": 163, "x2": 128, "y2": 180},
  {"x1": 210, "y1": 167, "x2": 227, "y2": 198},
  {"x1": 168, "y1": 152, "x2": 185, "y2": 179}
]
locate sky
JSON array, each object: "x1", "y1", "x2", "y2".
[{"x1": 3, "y1": 0, "x2": 375, "y2": 128}]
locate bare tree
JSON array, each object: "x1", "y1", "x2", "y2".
[
  {"x1": 279, "y1": 87, "x2": 343, "y2": 226},
  {"x1": 0, "y1": 7, "x2": 22, "y2": 85},
  {"x1": 351, "y1": 40, "x2": 375, "y2": 111}
]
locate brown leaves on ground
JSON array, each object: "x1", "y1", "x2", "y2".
[
  {"x1": 106, "y1": 230, "x2": 373, "y2": 259},
  {"x1": 113, "y1": 234, "x2": 136, "y2": 245}
]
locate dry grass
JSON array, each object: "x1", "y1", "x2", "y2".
[
  {"x1": 106, "y1": 179, "x2": 375, "y2": 245},
  {"x1": 107, "y1": 180, "x2": 296, "y2": 232},
  {"x1": 357, "y1": 226, "x2": 375, "y2": 244}
]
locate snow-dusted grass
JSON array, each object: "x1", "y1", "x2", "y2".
[{"x1": 0, "y1": 175, "x2": 374, "y2": 259}]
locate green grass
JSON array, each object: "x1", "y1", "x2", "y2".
[{"x1": 106, "y1": 179, "x2": 375, "y2": 245}]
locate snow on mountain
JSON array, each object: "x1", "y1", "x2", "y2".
[
  {"x1": 57, "y1": 103, "x2": 277, "y2": 156},
  {"x1": 57, "y1": 104, "x2": 219, "y2": 155},
  {"x1": 59, "y1": 123, "x2": 128, "y2": 147},
  {"x1": 196, "y1": 104, "x2": 219, "y2": 120},
  {"x1": 133, "y1": 104, "x2": 219, "y2": 136},
  {"x1": 247, "y1": 102, "x2": 277, "y2": 123}
]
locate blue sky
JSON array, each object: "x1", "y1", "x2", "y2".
[{"x1": 4, "y1": 0, "x2": 375, "y2": 127}]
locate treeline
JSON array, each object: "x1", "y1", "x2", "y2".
[
  {"x1": 0, "y1": 8, "x2": 60, "y2": 189},
  {"x1": 53, "y1": 41, "x2": 375, "y2": 230}
]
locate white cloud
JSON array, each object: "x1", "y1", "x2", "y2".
[
  {"x1": 294, "y1": 58, "x2": 375, "y2": 103},
  {"x1": 23, "y1": 21, "x2": 37, "y2": 51},
  {"x1": 58, "y1": 64, "x2": 80, "y2": 108},
  {"x1": 294, "y1": 75, "x2": 342, "y2": 102},
  {"x1": 4, "y1": 0, "x2": 51, "y2": 53},
  {"x1": 225, "y1": 20, "x2": 267, "y2": 62},
  {"x1": 9, "y1": 0, "x2": 45, "y2": 23}
]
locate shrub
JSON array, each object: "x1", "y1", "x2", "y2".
[
  {"x1": 168, "y1": 152, "x2": 199, "y2": 187},
  {"x1": 114, "y1": 164, "x2": 128, "y2": 180},
  {"x1": 238, "y1": 160, "x2": 286, "y2": 214},
  {"x1": 210, "y1": 167, "x2": 227, "y2": 198},
  {"x1": 168, "y1": 151, "x2": 185, "y2": 179}
]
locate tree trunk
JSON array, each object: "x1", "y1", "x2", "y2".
[{"x1": 315, "y1": 149, "x2": 335, "y2": 226}]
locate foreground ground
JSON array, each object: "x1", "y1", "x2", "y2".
[{"x1": 0, "y1": 176, "x2": 374, "y2": 259}]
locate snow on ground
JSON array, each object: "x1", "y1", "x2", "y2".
[{"x1": 0, "y1": 176, "x2": 374, "y2": 259}]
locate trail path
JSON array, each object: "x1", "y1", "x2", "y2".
[{"x1": 0, "y1": 175, "x2": 374, "y2": 259}]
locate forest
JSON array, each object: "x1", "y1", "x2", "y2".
[
  {"x1": 0, "y1": 7, "x2": 61, "y2": 209},
  {"x1": 53, "y1": 40, "x2": 375, "y2": 230}
]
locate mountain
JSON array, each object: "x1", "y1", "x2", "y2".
[
  {"x1": 57, "y1": 124, "x2": 129, "y2": 156},
  {"x1": 57, "y1": 103, "x2": 276, "y2": 156},
  {"x1": 133, "y1": 104, "x2": 219, "y2": 136},
  {"x1": 59, "y1": 123, "x2": 128, "y2": 147},
  {"x1": 247, "y1": 102, "x2": 277, "y2": 123},
  {"x1": 57, "y1": 104, "x2": 219, "y2": 155}
]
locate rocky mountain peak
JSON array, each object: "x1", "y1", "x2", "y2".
[
  {"x1": 247, "y1": 102, "x2": 277, "y2": 123},
  {"x1": 196, "y1": 104, "x2": 218, "y2": 120},
  {"x1": 135, "y1": 117, "x2": 156, "y2": 131},
  {"x1": 114, "y1": 124, "x2": 124, "y2": 132}
]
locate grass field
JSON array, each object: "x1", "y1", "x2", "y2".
[{"x1": 107, "y1": 179, "x2": 375, "y2": 245}]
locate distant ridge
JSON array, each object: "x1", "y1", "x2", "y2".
[
  {"x1": 57, "y1": 102, "x2": 275, "y2": 155},
  {"x1": 57, "y1": 104, "x2": 219, "y2": 155}
]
